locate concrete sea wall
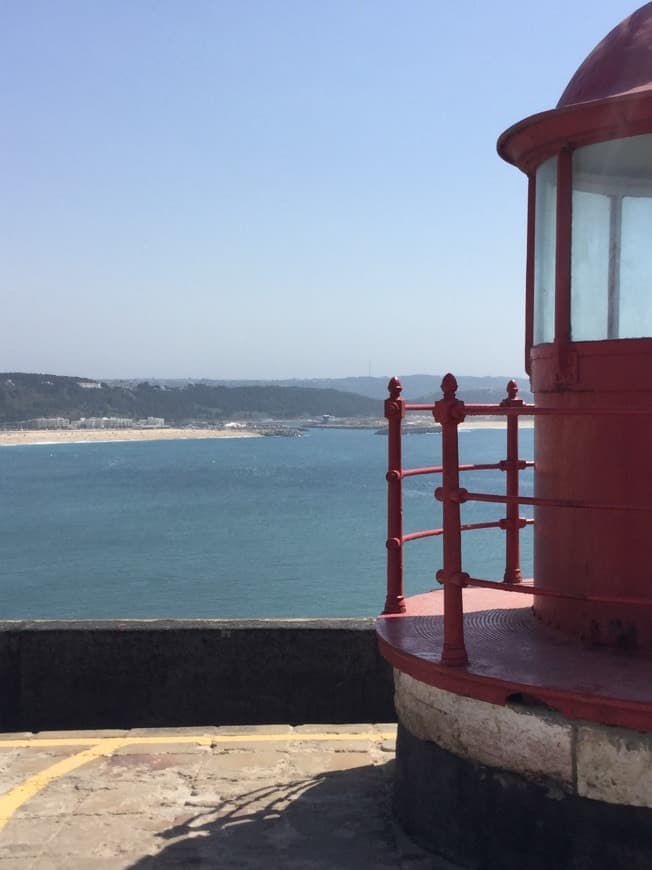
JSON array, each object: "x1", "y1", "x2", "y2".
[{"x1": 0, "y1": 618, "x2": 394, "y2": 732}]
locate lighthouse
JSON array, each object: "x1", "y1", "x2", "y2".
[{"x1": 377, "y1": 5, "x2": 652, "y2": 868}]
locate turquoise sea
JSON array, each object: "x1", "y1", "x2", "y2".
[{"x1": 0, "y1": 428, "x2": 534, "y2": 619}]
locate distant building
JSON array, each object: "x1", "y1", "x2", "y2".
[
  {"x1": 136, "y1": 417, "x2": 165, "y2": 428},
  {"x1": 26, "y1": 417, "x2": 70, "y2": 430},
  {"x1": 76, "y1": 418, "x2": 98, "y2": 429},
  {"x1": 76, "y1": 417, "x2": 133, "y2": 429},
  {"x1": 77, "y1": 381, "x2": 102, "y2": 390}
]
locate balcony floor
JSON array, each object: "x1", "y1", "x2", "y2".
[{"x1": 377, "y1": 589, "x2": 652, "y2": 730}]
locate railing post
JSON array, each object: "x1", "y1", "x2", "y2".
[
  {"x1": 384, "y1": 376, "x2": 406, "y2": 614},
  {"x1": 434, "y1": 373, "x2": 468, "y2": 666},
  {"x1": 500, "y1": 380, "x2": 525, "y2": 584}
]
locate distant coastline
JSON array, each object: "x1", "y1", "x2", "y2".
[
  {"x1": 0, "y1": 427, "x2": 262, "y2": 446},
  {"x1": 458, "y1": 420, "x2": 534, "y2": 431},
  {"x1": 0, "y1": 419, "x2": 534, "y2": 446}
]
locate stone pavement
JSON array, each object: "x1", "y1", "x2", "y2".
[{"x1": 0, "y1": 724, "x2": 457, "y2": 869}]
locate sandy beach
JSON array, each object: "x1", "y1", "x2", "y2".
[
  {"x1": 0, "y1": 419, "x2": 534, "y2": 446},
  {"x1": 458, "y1": 419, "x2": 534, "y2": 430},
  {"x1": 0, "y1": 428, "x2": 262, "y2": 446},
  {"x1": 405, "y1": 419, "x2": 534, "y2": 432}
]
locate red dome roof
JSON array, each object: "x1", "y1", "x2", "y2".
[
  {"x1": 558, "y1": 3, "x2": 652, "y2": 107},
  {"x1": 498, "y1": 4, "x2": 652, "y2": 172}
]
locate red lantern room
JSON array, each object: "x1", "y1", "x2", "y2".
[
  {"x1": 500, "y1": 2, "x2": 652, "y2": 653},
  {"x1": 378, "y1": 6, "x2": 652, "y2": 869}
]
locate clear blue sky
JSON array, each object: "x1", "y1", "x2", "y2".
[{"x1": 0, "y1": 1, "x2": 638, "y2": 380}]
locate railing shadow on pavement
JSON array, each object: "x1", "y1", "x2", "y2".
[{"x1": 125, "y1": 760, "x2": 439, "y2": 869}]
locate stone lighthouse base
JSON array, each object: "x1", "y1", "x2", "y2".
[{"x1": 393, "y1": 671, "x2": 652, "y2": 870}]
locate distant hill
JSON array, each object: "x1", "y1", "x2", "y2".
[
  {"x1": 0, "y1": 373, "x2": 382, "y2": 424},
  {"x1": 109, "y1": 374, "x2": 533, "y2": 405}
]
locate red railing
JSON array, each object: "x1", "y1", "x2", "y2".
[{"x1": 383, "y1": 373, "x2": 652, "y2": 666}]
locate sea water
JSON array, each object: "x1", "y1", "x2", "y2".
[{"x1": 0, "y1": 428, "x2": 533, "y2": 619}]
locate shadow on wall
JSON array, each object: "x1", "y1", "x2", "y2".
[{"x1": 126, "y1": 760, "x2": 431, "y2": 869}]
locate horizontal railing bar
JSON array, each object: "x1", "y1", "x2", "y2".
[
  {"x1": 466, "y1": 577, "x2": 553, "y2": 596},
  {"x1": 460, "y1": 462, "x2": 504, "y2": 472},
  {"x1": 584, "y1": 593, "x2": 652, "y2": 607},
  {"x1": 459, "y1": 521, "x2": 503, "y2": 532},
  {"x1": 403, "y1": 462, "x2": 504, "y2": 478},
  {"x1": 465, "y1": 405, "x2": 652, "y2": 418},
  {"x1": 402, "y1": 519, "x2": 509, "y2": 544},
  {"x1": 463, "y1": 491, "x2": 652, "y2": 513},
  {"x1": 404, "y1": 403, "x2": 652, "y2": 418},
  {"x1": 402, "y1": 529, "x2": 443, "y2": 542},
  {"x1": 465, "y1": 577, "x2": 536, "y2": 593},
  {"x1": 402, "y1": 466, "x2": 444, "y2": 478},
  {"x1": 465, "y1": 577, "x2": 652, "y2": 607},
  {"x1": 462, "y1": 409, "x2": 532, "y2": 417}
]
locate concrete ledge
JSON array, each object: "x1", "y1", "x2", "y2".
[
  {"x1": 395, "y1": 670, "x2": 574, "y2": 786},
  {"x1": 577, "y1": 723, "x2": 652, "y2": 806},
  {"x1": 0, "y1": 619, "x2": 395, "y2": 731}
]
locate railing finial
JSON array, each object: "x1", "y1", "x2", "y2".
[
  {"x1": 387, "y1": 376, "x2": 403, "y2": 401},
  {"x1": 441, "y1": 373, "x2": 458, "y2": 400},
  {"x1": 501, "y1": 379, "x2": 524, "y2": 408}
]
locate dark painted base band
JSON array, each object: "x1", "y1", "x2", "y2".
[{"x1": 394, "y1": 720, "x2": 652, "y2": 870}]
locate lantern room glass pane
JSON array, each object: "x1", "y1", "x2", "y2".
[
  {"x1": 571, "y1": 191, "x2": 609, "y2": 340},
  {"x1": 571, "y1": 134, "x2": 652, "y2": 341},
  {"x1": 620, "y1": 197, "x2": 652, "y2": 337},
  {"x1": 533, "y1": 156, "x2": 557, "y2": 345}
]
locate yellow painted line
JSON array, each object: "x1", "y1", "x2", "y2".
[
  {"x1": 0, "y1": 730, "x2": 396, "y2": 831},
  {"x1": 0, "y1": 730, "x2": 396, "y2": 833},
  {"x1": 0, "y1": 738, "x2": 111, "y2": 748},
  {"x1": 0, "y1": 730, "x2": 396, "y2": 749},
  {"x1": 0, "y1": 738, "x2": 125, "y2": 833}
]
